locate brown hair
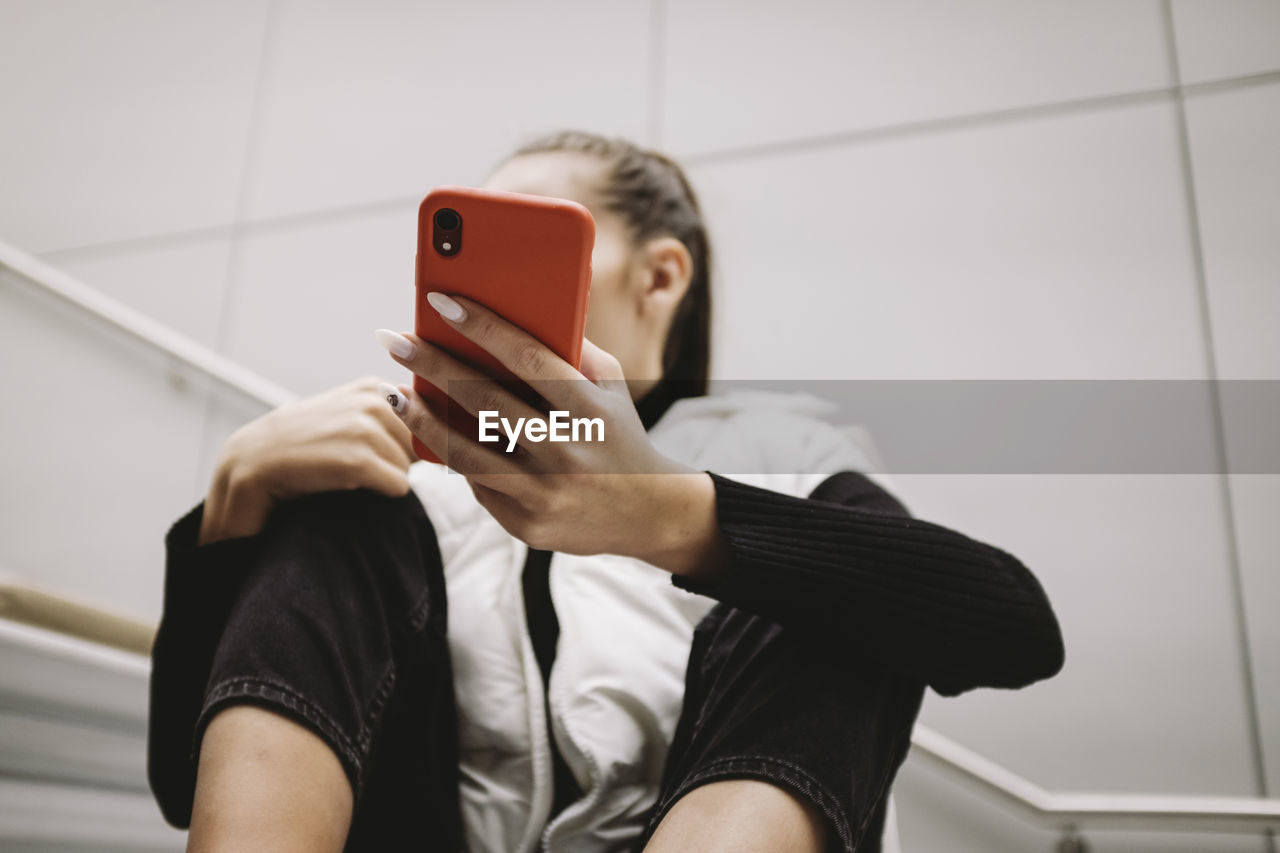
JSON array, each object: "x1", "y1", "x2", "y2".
[{"x1": 508, "y1": 131, "x2": 713, "y2": 399}]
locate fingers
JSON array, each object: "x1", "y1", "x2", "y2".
[
  {"x1": 362, "y1": 454, "x2": 412, "y2": 497},
  {"x1": 420, "y1": 293, "x2": 583, "y2": 408},
  {"x1": 466, "y1": 478, "x2": 536, "y2": 537},
  {"x1": 379, "y1": 383, "x2": 528, "y2": 486},
  {"x1": 379, "y1": 332, "x2": 546, "y2": 427},
  {"x1": 386, "y1": 414, "x2": 417, "y2": 464},
  {"x1": 361, "y1": 408, "x2": 416, "y2": 469},
  {"x1": 579, "y1": 337, "x2": 628, "y2": 394},
  {"x1": 361, "y1": 387, "x2": 417, "y2": 463},
  {"x1": 331, "y1": 379, "x2": 416, "y2": 466}
]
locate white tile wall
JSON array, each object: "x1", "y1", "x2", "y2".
[
  {"x1": 691, "y1": 100, "x2": 1207, "y2": 380},
  {"x1": 1171, "y1": 0, "x2": 1280, "y2": 84},
  {"x1": 662, "y1": 0, "x2": 1170, "y2": 156},
  {"x1": 1182, "y1": 79, "x2": 1280, "y2": 802},
  {"x1": 0, "y1": 0, "x2": 267, "y2": 253},
  {"x1": 243, "y1": 0, "x2": 652, "y2": 221},
  {"x1": 1229, "y1": 474, "x2": 1280, "y2": 797},
  {"x1": 40, "y1": 239, "x2": 234, "y2": 349},
  {"x1": 891, "y1": 474, "x2": 1258, "y2": 795},
  {"x1": 218, "y1": 205, "x2": 417, "y2": 396},
  {"x1": 0, "y1": 274, "x2": 214, "y2": 623},
  {"x1": 1183, "y1": 82, "x2": 1280, "y2": 381}
]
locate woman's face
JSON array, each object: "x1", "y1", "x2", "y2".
[{"x1": 483, "y1": 151, "x2": 662, "y2": 385}]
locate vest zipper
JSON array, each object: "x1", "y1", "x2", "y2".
[
  {"x1": 538, "y1": 553, "x2": 605, "y2": 851},
  {"x1": 515, "y1": 544, "x2": 555, "y2": 853}
]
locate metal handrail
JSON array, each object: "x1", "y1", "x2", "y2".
[
  {"x1": 2, "y1": 238, "x2": 1277, "y2": 839},
  {"x1": 910, "y1": 725, "x2": 1279, "y2": 835},
  {"x1": 0, "y1": 239, "x2": 295, "y2": 410}
]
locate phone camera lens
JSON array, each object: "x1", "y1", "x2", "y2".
[
  {"x1": 432, "y1": 207, "x2": 462, "y2": 256},
  {"x1": 435, "y1": 208, "x2": 460, "y2": 231}
]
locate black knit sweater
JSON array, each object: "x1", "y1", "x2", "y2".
[
  {"x1": 519, "y1": 462, "x2": 1064, "y2": 822},
  {"x1": 629, "y1": 379, "x2": 1064, "y2": 699},
  {"x1": 677, "y1": 470, "x2": 1064, "y2": 697}
]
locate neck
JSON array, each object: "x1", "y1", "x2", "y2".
[
  {"x1": 625, "y1": 350, "x2": 667, "y2": 402},
  {"x1": 626, "y1": 375, "x2": 663, "y2": 401}
]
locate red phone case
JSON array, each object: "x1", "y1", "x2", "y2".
[{"x1": 413, "y1": 185, "x2": 594, "y2": 464}]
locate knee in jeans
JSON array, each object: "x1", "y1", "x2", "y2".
[{"x1": 260, "y1": 490, "x2": 433, "y2": 597}]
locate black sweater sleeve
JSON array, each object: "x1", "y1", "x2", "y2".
[{"x1": 671, "y1": 471, "x2": 1066, "y2": 697}]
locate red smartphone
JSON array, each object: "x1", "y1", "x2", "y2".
[{"x1": 413, "y1": 185, "x2": 595, "y2": 464}]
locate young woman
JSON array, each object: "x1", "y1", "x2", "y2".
[{"x1": 148, "y1": 132, "x2": 1065, "y2": 853}]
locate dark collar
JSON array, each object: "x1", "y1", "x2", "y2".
[{"x1": 635, "y1": 379, "x2": 676, "y2": 431}]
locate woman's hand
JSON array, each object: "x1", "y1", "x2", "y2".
[
  {"x1": 375, "y1": 292, "x2": 728, "y2": 575},
  {"x1": 199, "y1": 377, "x2": 417, "y2": 545}
]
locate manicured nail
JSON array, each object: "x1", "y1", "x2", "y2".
[
  {"x1": 375, "y1": 328, "x2": 416, "y2": 360},
  {"x1": 426, "y1": 291, "x2": 466, "y2": 322},
  {"x1": 377, "y1": 382, "x2": 408, "y2": 415}
]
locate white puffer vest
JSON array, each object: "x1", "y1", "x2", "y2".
[{"x1": 408, "y1": 389, "x2": 903, "y2": 853}]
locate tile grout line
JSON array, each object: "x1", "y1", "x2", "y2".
[
  {"x1": 33, "y1": 72, "x2": 1280, "y2": 262},
  {"x1": 647, "y1": 0, "x2": 667, "y2": 148},
  {"x1": 1182, "y1": 67, "x2": 1280, "y2": 97},
  {"x1": 682, "y1": 86, "x2": 1171, "y2": 167},
  {"x1": 211, "y1": 0, "x2": 278, "y2": 359},
  {"x1": 679, "y1": 68, "x2": 1280, "y2": 169},
  {"x1": 1160, "y1": 3, "x2": 1275, "y2": 839},
  {"x1": 193, "y1": 0, "x2": 283, "y2": 492},
  {"x1": 39, "y1": 194, "x2": 421, "y2": 263}
]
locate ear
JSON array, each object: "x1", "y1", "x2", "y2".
[{"x1": 634, "y1": 236, "x2": 693, "y2": 316}]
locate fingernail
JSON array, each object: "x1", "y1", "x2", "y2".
[
  {"x1": 375, "y1": 328, "x2": 416, "y2": 359},
  {"x1": 377, "y1": 382, "x2": 408, "y2": 415},
  {"x1": 426, "y1": 291, "x2": 466, "y2": 322}
]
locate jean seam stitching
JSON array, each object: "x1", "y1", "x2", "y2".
[
  {"x1": 651, "y1": 754, "x2": 853, "y2": 852},
  {"x1": 356, "y1": 661, "x2": 397, "y2": 754},
  {"x1": 851, "y1": 698, "x2": 918, "y2": 846},
  {"x1": 353, "y1": 581, "x2": 437, "y2": 751},
  {"x1": 405, "y1": 582, "x2": 437, "y2": 634},
  {"x1": 197, "y1": 676, "x2": 364, "y2": 787}
]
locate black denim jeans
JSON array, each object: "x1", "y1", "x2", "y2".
[{"x1": 149, "y1": 488, "x2": 925, "y2": 852}]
